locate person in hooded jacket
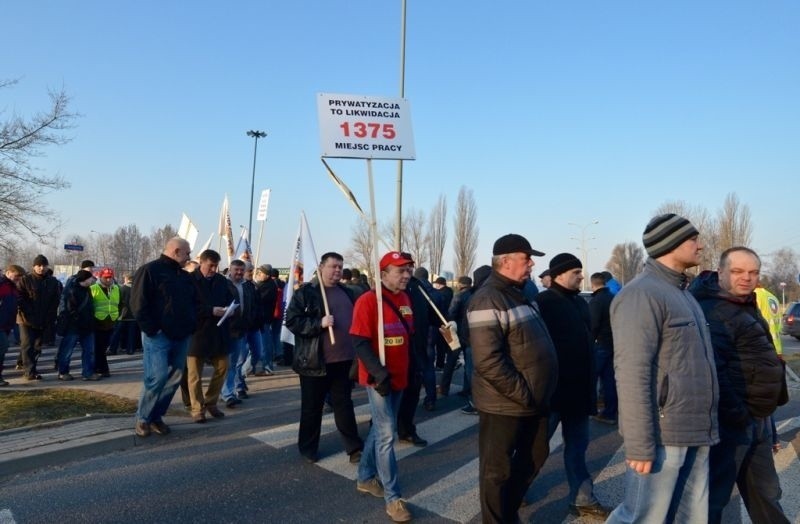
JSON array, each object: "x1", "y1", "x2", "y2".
[
  {"x1": 56, "y1": 270, "x2": 100, "y2": 381},
  {"x1": 689, "y1": 247, "x2": 789, "y2": 524}
]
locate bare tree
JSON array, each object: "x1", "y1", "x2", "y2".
[
  {"x1": 764, "y1": 248, "x2": 799, "y2": 304},
  {"x1": 452, "y1": 186, "x2": 478, "y2": 278},
  {"x1": 347, "y1": 217, "x2": 373, "y2": 273},
  {"x1": 0, "y1": 80, "x2": 78, "y2": 249},
  {"x1": 110, "y1": 224, "x2": 147, "y2": 274},
  {"x1": 89, "y1": 232, "x2": 114, "y2": 268},
  {"x1": 404, "y1": 208, "x2": 428, "y2": 268},
  {"x1": 715, "y1": 192, "x2": 753, "y2": 253},
  {"x1": 144, "y1": 224, "x2": 178, "y2": 261},
  {"x1": 428, "y1": 194, "x2": 447, "y2": 275},
  {"x1": 606, "y1": 242, "x2": 645, "y2": 284},
  {"x1": 652, "y1": 200, "x2": 717, "y2": 271}
]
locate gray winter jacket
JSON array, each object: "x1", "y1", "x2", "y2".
[{"x1": 611, "y1": 258, "x2": 719, "y2": 461}]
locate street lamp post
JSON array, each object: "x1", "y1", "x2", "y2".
[
  {"x1": 568, "y1": 220, "x2": 599, "y2": 291},
  {"x1": 246, "y1": 130, "x2": 267, "y2": 241},
  {"x1": 780, "y1": 282, "x2": 787, "y2": 311}
]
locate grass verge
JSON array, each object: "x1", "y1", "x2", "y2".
[{"x1": 0, "y1": 389, "x2": 137, "y2": 431}]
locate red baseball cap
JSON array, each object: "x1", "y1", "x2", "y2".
[
  {"x1": 99, "y1": 267, "x2": 114, "y2": 279},
  {"x1": 379, "y1": 251, "x2": 414, "y2": 271}
]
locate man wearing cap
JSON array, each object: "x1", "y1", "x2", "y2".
[
  {"x1": 17, "y1": 254, "x2": 61, "y2": 380},
  {"x1": 468, "y1": 234, "x2": 558, "y2": 523},
  {"x1": 350, "y1": 251, "x2": 415, "y2": 523},
  {"x1": 535, "y1": 253, "x2": 610, "y2": 518},
  {"x1": 538, "y1": 269, "x2": 552, "y2": 289},
  {"x1": 607, "y1": 214, "x2": 719, "y2": 523},
  {"x1": 254, "y1": 264, "x2": 278, "y2": 374},
  {"x1": 91, "y1": 267, "x2": 121, "y2": 377}
]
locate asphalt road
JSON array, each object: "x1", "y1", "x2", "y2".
[{"x1": 1, "y1": 337, "x2": 799, "y2": 524}]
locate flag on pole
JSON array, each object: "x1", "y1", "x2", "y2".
[
  {"x1": 234, "y1": 227, "x2": 253, "y2": 263},
  {"x1": 219, "y1": 195, "x2": 235, "y2": 264},
  {"x1": 218, "y1": 195, "x2": 229, "y2": 237},
  {"x1": 195, "y1": 233, "x2": 213, "y2": 259},
  {"x1": 177, "y1": 213, "x2": 199, "y2": 251},
  {"x1": 321, "y1": 158, "x2": 365, "y2": 216},
  {"x1": 280, "y1": 211, "x2": 319, "y2": 345}
]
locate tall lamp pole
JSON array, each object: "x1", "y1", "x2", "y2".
[
  {"x1": 393, "y1": 0, "x2": 408, "y2": 250},
  {"x1": 246, "y1": 130, "x2": 267, "y2": 241},
  {"x1": 568, "y1": 220, "x2": 599, "y2": 291}
]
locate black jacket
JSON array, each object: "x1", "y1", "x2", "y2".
[
  {"x1": 189, "y1": 271, "x2": 235, "y2": 358},
  {"x1": 406, "y1": 277, "x2": 443, "y2": 370},
  {"x1": 226, "y1": 279, "x2": 257, "y2": 338},
  {"x1": 60, "y1": 281, "x2": 95, "y2": 335},
  {"x1": 131, "y1": 255, "x2": 197, "y2": 340},
  {"x1": 254, "y1": 278, "x2": 278, "y2": 328},
  {"x1": 589, "y1": 286, "x2": 614, "y2": 349},
  {"x1": 689, "y1": 271, "x2": 787, "y2": 427},
  {"x1": 535, "y1": 282, "x2": 596, "y2": 416},
  {"x1": 17, "y1": 272, "x2": 61, "y2": 329},
  {"x1": 285, "y1": 280, "x2": 355, "y2": 377}
]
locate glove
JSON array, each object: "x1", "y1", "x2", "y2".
[{"x1": 374, "y1": 375, "x2": 391, "y2": 397}]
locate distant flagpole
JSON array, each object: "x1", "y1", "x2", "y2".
[
  {"x1": 218, "y1": 195, "x2": 229, "y2": 254},
  {"x1": 280, "y1": 212, "x2": 322, "y2": 346},
  {"x1": 255, "y1": 188, "x2": 271, "y2": 266}
]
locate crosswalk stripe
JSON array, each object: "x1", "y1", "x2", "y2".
[{"x1": 249, "y1": 403, "x2": 373, "y2": 449}]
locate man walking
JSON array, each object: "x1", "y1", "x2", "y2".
[
  {"x1": 17, "y1": 255, "x2": 61, "y2": 380},
  {"x1": 221, "y1": 259, "x2": 254, "y2": 407},
  {"x1": 0, "y1": 265, "x2": 23, "y2": 386},
  {"x1": 131, "y1": 237, "x2": 197, "y2": 437},
  {"x1": 469, "y1": 234, "x2": 558, "y2": 523},
  {"x1": 690, "y1": 247, "x2": 789, "y2": 523},
  {"x1": 285, "y1": 252, "x2": 363, "y2": 464},
  {"x1": 589, "y1": 271, "x2": 617, "y2": 425},
  {"x1": 91, "y1": 267, "x2": 120, "y2": 376},
  {"x1": 607, "y1": 214, "x2": 719, "y2": 523}
]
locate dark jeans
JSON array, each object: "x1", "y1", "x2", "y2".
[
  {"x1": 423, "y1": 328, "x2": 437, "y2": 403},
  {"x1": 709, "y1": 417, "x2": 789, "y2": 524},
  {"x1": 19, "y1": 325, "x2": 44, "y2": 377},
  {"x1": 297, "y1": 360, "x2": 363, "y2": 458},
  {"x1": 439, "y1": 347, "x2": 462, "y2": 395},
  {"x1": 94, "y1": 328, "x2": 112, "y2": 375},
  {"x1": 397, "y1": 352, "x2": 424, "y2": 438},
  {"x1": 548, "y1": 412, "x2": 597, "y2": 506},
  {"x1": 594, "y1": 344, "x2": 617, "y2": 419},
  {"x1": 478, "y1": 411, "x2": 549, "y2": 523}
]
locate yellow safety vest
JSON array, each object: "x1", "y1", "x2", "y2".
[
  {"x1": 91, "y1": 283, "x2": 121, "y2": 321},
  {"x1": 754, "y1": 287, "x2": 782, "y2": 355}
]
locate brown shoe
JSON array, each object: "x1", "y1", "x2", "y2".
[
  {"x1": 192, "y1": 412, "x2": 206, "y2": 423},
  {"x1": 135, "y1": 420, "x2": 151, "y2": 437},
  {"x1": 205, "y1": 405, "x2": 225, "y2": 418},
  {"x1": 149, "y1": 420, "x2": 171, "y2": 435},
  {"x1": 385, "y1": 499, "x2": 412, "y2": 522}
]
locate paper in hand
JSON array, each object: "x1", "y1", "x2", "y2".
[{"x1": 216, "y1": 300, "x2": 239, "y2": 327}]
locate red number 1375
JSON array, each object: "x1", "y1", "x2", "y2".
[{"x1": 339, "y1": 122, "x2": 396, "y2": 139}]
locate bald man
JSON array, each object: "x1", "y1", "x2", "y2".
[{"x1": 131, "y1": 237, "x2": 198, "y2": 437}]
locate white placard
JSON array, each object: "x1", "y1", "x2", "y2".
[
  {"x1": 317, "y1": 93, "x2": 415, "y2": 160},
  {"x1": 256, "y1": 189, "x2": 271, "y2": 221}
]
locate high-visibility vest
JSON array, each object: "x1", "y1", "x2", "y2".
[
  {"x1": 754, "y1": 287, "x2": 782, "y2": 355},
  {"x1": 91, "y1": 283, "x2": 121, "y2": 321}
]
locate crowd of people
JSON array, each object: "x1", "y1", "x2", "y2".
[{"x1": 0, "y1": 214, "x2": 791, "y2": 523}]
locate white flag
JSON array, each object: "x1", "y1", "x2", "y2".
[
  {"x1": 234, "y1": 228, "x2": 253, "y2": 263},
  {"x1": 177, "y1": 213, "x2": 199, "y2": 251},
  {"x1": 280, "y1": 211, "x2": 319, "y2": 345}
]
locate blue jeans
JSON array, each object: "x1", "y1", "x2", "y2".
[
  {"x1": 270, "y1": 319, "x2": 282, "y2": 358},
  {"x1": 595, "y1": 344, "x2": 618, "y2": 419},
  {"x1": 709, "y1": 418, "x2": 788, "y2": 524},
  {"x1": 57, "y1": 330, "x2": 95, "y2": 378},
  {"x1": 548, "y1": 412, "x2": 596, "y2": 506},
  {"x1": 260, "y1": 325, "x2": 274, "y2": 370},
  {"x1": 358, "y1": 387, "x2": 404, "y2": 503},
  {"x1": 221, "y1": 336, "x2": 246, "y2": 400},
  {"x1": 243, "y1": 329, "x2": 263, "y2": 374},
  {"x1": 606, "y1": 445, "x2": 710, "y2": 523},
  {"x1": 136, "y1": 332, "x2": 190, "y2": 423}
]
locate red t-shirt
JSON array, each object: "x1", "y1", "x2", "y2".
[{"x1": 350, "y1": 289, "x2": 413, "y2": 391}]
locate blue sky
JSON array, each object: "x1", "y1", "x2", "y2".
[{"x1": 6, "y1": 1, "x2": 799, "y2": 275}]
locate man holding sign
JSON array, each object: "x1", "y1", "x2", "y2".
[
  {"x1": 285, "y1": 252, "x2": 363, "y2": 464},
  {"x1": 351, "y1": 251, "x2": 415, "y2": 523}
]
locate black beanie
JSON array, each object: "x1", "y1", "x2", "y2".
[
  {"x1": 549, "y1": 253, "x2": 582, "y2": 278},
  {"x1": 643, "y1": 214, "x2": 699, "y2": 258},
  {"x1": 33, "y1": 254, "x2": 49, "y2": 267},
  {"x1": 74, "y1": 269, "x2": 94, "y2": 284}
]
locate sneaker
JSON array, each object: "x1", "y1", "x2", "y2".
[
  {"x1": 237, "y1": 391, "x2": 249, "y2": 399},
  {"x1": 149, "y1": 420, "x2": 171, "y2": 435},
  {"x1": 264, "y1": 367, "x2": 274, "y2": 375},
  {"x1": 356, "y1": 477, "x2": 384, "y2": 498},
  {"x1": 349, "y1": 450, "x2": 362, "y2": 464},
  {"x1": 135, "y1": 420, "x2": 151, "y2": 437},
  {"x1": 58, "y1": 373, "x2": 74, "y2": 381},
  {"x1": 82, "y1": 373, "x2": 102, "y2": 381},
  {"x1": 569, "y1": 502, "x2": 611, "y2": 519},
  {"x1": 15, "y1": 363, "x2": 24, "y2": 371},
  {"x1": 225, "y1": 398, "x2": 240, "y2": 408},
  {"x1": 0, "y1": 378, "x2": 8, "y2": 387},
  {"x1": 25, "y1": 373, "x2": 43, "y2": 381},
  {"x1": 205, "y1": 405, "x2": 225, "y2": 418},
  {"x1": 461, "y1": 402, "x2": 478, "y2": 415},
  {"x1": 399, "y1": 433, "x2": 428, "y2": 447},
  {"x1": 386, "y1": 499, "x2": 413, "y2": 522}
]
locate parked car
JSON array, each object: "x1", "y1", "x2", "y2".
[{"x1": 782, "y1": 302, "x2": 800, "y2": 339}]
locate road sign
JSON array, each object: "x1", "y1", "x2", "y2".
[{"x1": 63, "y1": 244, "x2": 84, "y2": 252}]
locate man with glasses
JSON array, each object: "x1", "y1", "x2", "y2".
[{"x1": 468, "y1": 234, "x2": 558, "y2": 523}]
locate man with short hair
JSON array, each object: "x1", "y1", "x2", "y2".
[
  {"x1": 351, "y1": 251, "x2": 415, "y2": 523},
  {"x1": 0, "y1": 265, "x2": 24, "y2": 385},
  {"x1": 56, "y1": 269, "x2": 100, "y2": 381},
  {"x1": 254, "y1": 264, "x2": 277, "y2": 375},
  {"x1": 221, "y1": 259, "x2": 254, "y2": 407},
  {"x1": 536, "y1": 253, "x2": 609, "y2": 518},
  {"x1": 589, "y1": 272, "x2": 617, "y2": 425},
  {"x1": 91, "y1": 267, "x2": 120, "y2": 376},
  {"x1": 690, "y1": 247, "x2": 789, "y2": 523},
  {"x1": 285, "y1": 252, "x2": 363, "y2": 463},
  {"x1": 538, "y1": 269, "x2": 552, "y2": 289},
  {"x1": 439, "y1": 275, "x2": 472, "y2": 397},
  {"x1": 187, "y1": 249, "x2": 233, "y2": 423},
  {"x1": 131, "y1": 237, "x2": 198, "y2": 437},
  {"x1": 607, "y1": 214, "x2": 719, "y2": 523},
  {"x1": 109, "y1": 273, "x2": 139, "y2": 355},
  {"x1": 17, "y1": 255, "x2": 61, "y2": 380},
  {"x1": 432, "y1": 276, "x2": 453, "y2": 369},
  {"x1": 241, "y1": 261, "x2": 264, "y2": 378},
  {"x1": 469, "y1": 234, "x2": 558, "y2": 523}
]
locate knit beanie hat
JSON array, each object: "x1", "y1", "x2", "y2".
[
  {"x1": 549, "y1": 253, "x2": 582, "y2": 278},
  {"x1": 642, "y1": 213, "x2": 699, "y2": 258},
  {"x1": 74, "y1": 269, "x2": 94, "y2": 284},
  {"x1": 33, "y1": 254, "x2": 49, "y2": 267}
]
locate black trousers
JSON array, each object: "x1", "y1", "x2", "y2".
[
  {"x1": 479, "y1": 411, "x2": 550, "y2": 524},
  {"x1": 93, "y1": 329, "x2": 112, "y2": 374},
  {"x1": 298, "y1": 360, "x2": 363, "y2": 458},
  {"x1": 397, "y1": 352, "x2": 424, "y2": 438}
]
